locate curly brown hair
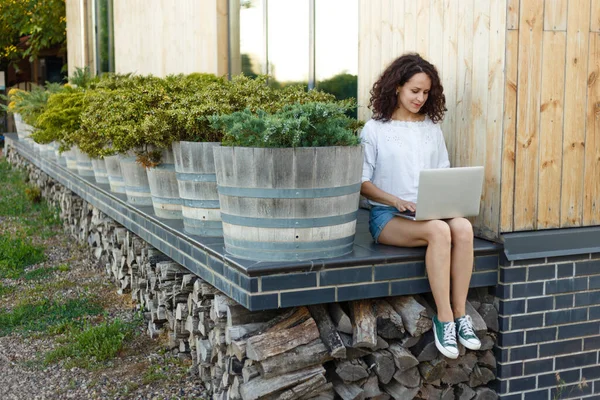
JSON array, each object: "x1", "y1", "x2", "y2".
[{"x1": 369, "y1": 53, "x2": 446, "y2": 123}]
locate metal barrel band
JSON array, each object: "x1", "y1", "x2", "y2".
[
  {"x1": 217, "y1": 183, "x2": 361, "y2": 199},
  {"x1": 224, "y1": 235, "x2": 354, "y2": 251},
  {"x1": 176, "y1": 172, "x2": 217, "y2": 182},
  {"x1": 224, "y1": 241, "x2": 354, "y2": 262},
  {"x1": 125, "y1": 185, "x2": 152, "y2": 193},
  {"x1": 220, "y1": 211, "x2": 357, "y2": 228},
  {"x1": 182, "y1": 199, "x2": 220, "y2": 209},
  {"x1": 183, "y1": 217, "x2": 223, "y2": 229},
  {"x1": 150, "y1": 195, "x2": 183, "y2": 205}
]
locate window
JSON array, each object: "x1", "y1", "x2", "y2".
[
  {"x1": 232, "y1": 0, "x2": 358, "y2": 101},
  {"x1": 94, "y1": 0, "x2": 114, "y2": 74}
]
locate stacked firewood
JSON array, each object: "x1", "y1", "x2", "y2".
[{"x1": 11, "y1": 150, "x2": 500, "y2": 400}]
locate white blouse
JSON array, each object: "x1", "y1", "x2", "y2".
[{"x1": 360, "y1": 117, "x2": 450, "y2": 206}]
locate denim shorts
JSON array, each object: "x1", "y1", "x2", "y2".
[{"x1": 369, "y1": 206, "x2": 399, "y2": 243}]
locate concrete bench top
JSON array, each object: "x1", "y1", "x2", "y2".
[{"x1": 6, "y1": 133, "x2": 502, "y2": 311}]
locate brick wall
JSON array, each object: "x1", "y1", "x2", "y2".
[{"x1": 496, "y1": 253, "x2": 600, "y2": 399}]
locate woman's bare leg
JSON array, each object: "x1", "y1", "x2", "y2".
[
  {"x1": 377, "y1": 218, "x2": 453, "y2": 322},
  {"x1": 446, "y1": 217, "x2": 474, "y2": 318}
]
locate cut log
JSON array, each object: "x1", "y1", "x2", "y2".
[
  {"x1": 264, "y1": 307, "x2": 311, "y2": 333},
  {"x1": 374, "y1": 336, "x2": 389, "y2": 350},
  {"x1": 231, "y1": 340, "x2": 247, "y2": 361},
  {"x1": 418, "y1": 357, "x2": 447, "y2": 383},
  {"x1": 227, "y1": 305, "x2": 279, "y2": 327},
  {"x1": 455, "y1": 383, "x2": 477, "y2": 400},
  {"x1": 298, "y1": 382, "x2": 334, "y2": 400},
  {"x1": 360, "y1": 375, "x2": 382, "y2": 398},
  {"x1": 328, "y1": 303, "x2": 353, "y2": 334},
  {"x1": 441, "y1": 366, "x2": 470, "y2": 385},
  {"x1": 387, "y1": 296, "x2": 432, "y2": 337},
  {"x1": 393, "y1": 366, "x2": 421, "y2": 388},
  {"x1": 411, "y1": 330, "x2": 438, "y2": 362},
  {"x1": 246, "y1": 317, "x2": 320, "y2": 361},
  {"x1": 332, "y1": 380, "x2": 365, "y2": 400},
  {"x1": 469, "y1": 365, "x2": 495, "y2": 387},
  {"x1": 478, "y1": 350, "x2": 497, "y2": 370},
  {"x1": 473, "y1": 387, "x2": 498, "y2": 400},
  {"x1": 335, "y1": 358, "x2": 369, "y2": 382},
  {"x1": 399, "y1": 335, "x2": 421, "y2": 348},
  {"x1": 350, "y1": 300, "x2": 377, "y2": 349},
  {"x1": 363, "y1": 350, "x2": 394, "y2": 384},
  {"x1": 374, "y1": 299, "x2": 405, "y2": 339},
  {"x1": 465, "y1": 301, "x2": 487, "y2": 335},
  {"x1": 478, "y1": 303, "x2": 499, "y2": 332},
  {"x1": 238, "y1": 365, "x2": 325, "y2": 400},
  {"x1": 258, "y1": 339, "x2": 332, "y2": 379},
  {"x1": 308, "y1": 304, "x2": 346, "y2": 358},
  {"x1": 277, "y1": 374, "x2": 327, "y2": 400},
  {"x1": 387, "y1": 343, "x2": 419, "y2": 372},
  {"x1": 382, "y1": 381, "x2": 419, "y2": 399},
  {"x1": 339, "y1": 333, "x2": 372, "y2": 360},
  {"x1": 226, "y1": 323, "x2": 265, "y2": 344},
  {"x1": 479, "y1": 334, "x2": 495, "y2": 351},
  {"x1": 242, "y1": 364, "x2": 259, "y2": 383}
]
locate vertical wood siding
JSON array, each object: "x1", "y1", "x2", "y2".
[
  {"x1": 359, "y1": 0, "x2": 600, "y2": 240},
  {"x1": 112, "y1": 0, "x2": 228, "y2": 77}
]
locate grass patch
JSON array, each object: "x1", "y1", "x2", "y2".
[
  {"x1": 0, "y1": 297, "x2": 104, "y2": 336},
  {"x1": 45, "y1": 319, "x2": 136, "y2": 369},
  {"x1": 0, "y1": 233, "x2": 46, "y2": 278},
  {"x1": 0, "y1": 283, "x2": 15, "y2": 297},
  {"x1": 23, "y1": 266, "x2": 57, "y2": 281},
  {"x1": 0, "y1": 160, "x2": 61, "y2": 237}
]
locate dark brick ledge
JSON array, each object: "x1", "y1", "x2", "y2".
[{"x1": 6, "y1": 134, "x2": 501, "y2": 311}]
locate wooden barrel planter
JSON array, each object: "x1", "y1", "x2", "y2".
[
  {"x1": 63, "y1": 149, "x2": 78, "y2": 171},
  {"x1": 119, "y1": 154, "x2": 153, "y2": 206},
  {"x1": 173, "y1": 141, "x2": 222, "y2": 236},
  {"x1": 74, "y1": 148, "x2": 95, "y2": 177},
  {"x1": 91, "y1": 158, "x2": 109, "y2": 184},
  {"x1": 213, "y1": 146, "x2": 363, "y2": 261},
  {"x1": 147, "y1": 148, "x2": 182, "y2": 219},
  {"x1": 104, "y1": 155, "x2": 127, "y2": 194}
]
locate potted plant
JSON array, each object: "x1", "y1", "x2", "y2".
[
  {"x1": 32, "y1": 86, "x2": 86, "y2": 169},
  {"x1": 170, "y1": 74, "x2": 338, "y2": 237},
  {"x1": 210, "y1": 100, "x2": 364, "y2": 261}
]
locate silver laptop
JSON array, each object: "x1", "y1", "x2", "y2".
[{"x1": 396, "y1": 167, "x2": 484, "y2": 221}]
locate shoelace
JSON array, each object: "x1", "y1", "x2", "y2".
[
  {"x1": 443, "y1": 321, "x2": 457, "y2": 345},
  {"x1": 459, "y1": 315, "x2": 475, "y2": 336}
]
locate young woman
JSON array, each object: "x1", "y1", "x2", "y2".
[{"x1": 360, "y1": 53, "x2": 480, "y2": 359}]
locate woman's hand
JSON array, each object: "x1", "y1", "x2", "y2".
[{"x1": 394, "y1": 198, "x2": 416, "y2": 212}]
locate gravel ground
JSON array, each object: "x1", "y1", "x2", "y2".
[{"x1": 0, "y1": 153, "x2": 209, "y2": 400}]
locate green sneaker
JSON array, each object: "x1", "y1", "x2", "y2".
[
  {"x1": 432, "y1": 315, "x2": 459, "y2": 359},
  {"x1": 456, "y1": 315, "x2": 481, "y2": 350}
]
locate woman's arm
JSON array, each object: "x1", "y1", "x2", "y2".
[{"x1": 361, "y1": 181, "x2": 416, "y2": 212}]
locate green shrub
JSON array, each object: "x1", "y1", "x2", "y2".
[
  {"x1": 31, "y1": 88, "x2": 85, "y2": 149},
  {"x1": 211, "y1": 101, "x2": 363, "y2": 148}
]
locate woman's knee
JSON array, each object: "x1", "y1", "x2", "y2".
[
  {"x1": 448, "y1": 218, "x2": 473, "y2": 244},
  {"x1": 424, "y1": 220, "x2": 452, "y2": 244}
]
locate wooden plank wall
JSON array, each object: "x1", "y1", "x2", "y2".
[
  {"x1": 358, "y1": 0, "x2": 507, "y2": 240},
  {"x1": 112, "y1": 0, "x2": 228, "y2": 77},
  {"x1": 502, "y1": 0, "x2": 600, "y2": 232}
]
